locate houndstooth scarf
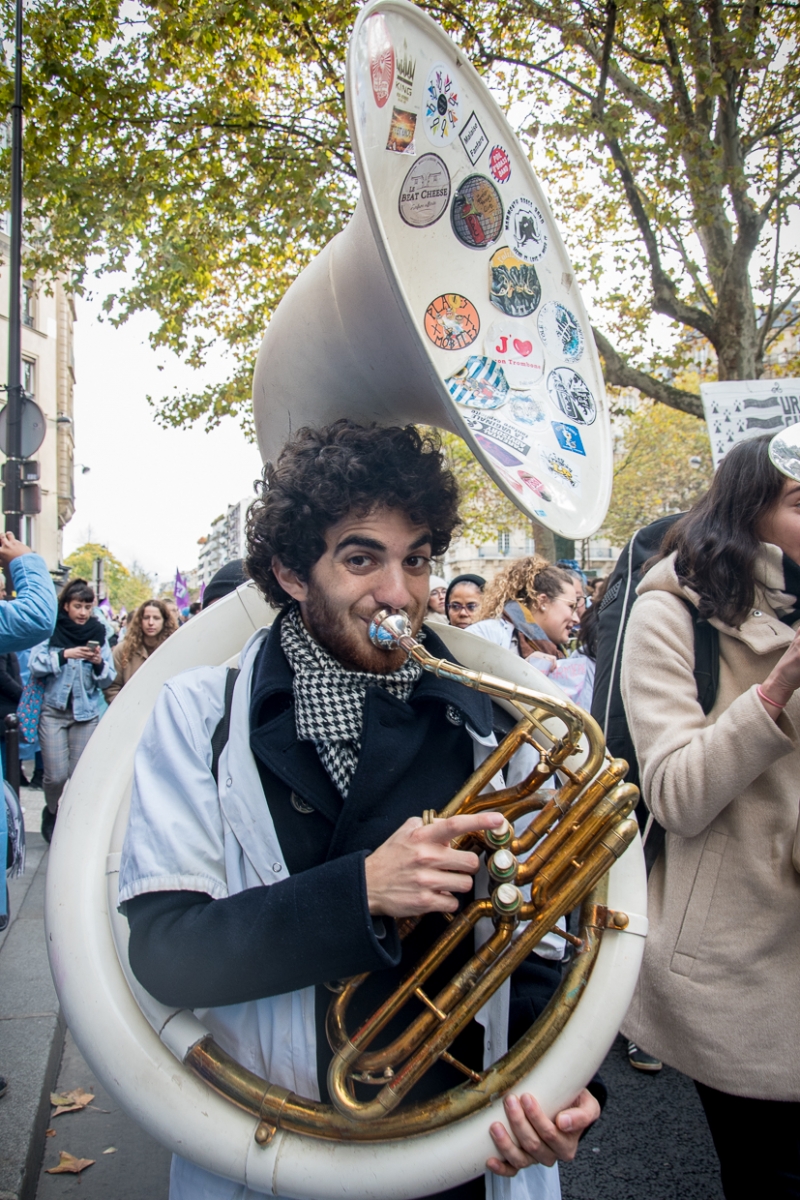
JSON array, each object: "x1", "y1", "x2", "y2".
[{"x1": 280, "y1": 605, "x2": 423, "y2": 796}]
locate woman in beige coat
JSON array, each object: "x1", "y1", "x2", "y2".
[
  {"x1": 106, "y1": 598, "x2": 178, "y2": 702},
  {"x1": 621, "y1": 436, "x2": 800, "y2": 1200}
]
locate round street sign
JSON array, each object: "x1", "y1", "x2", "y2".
[{"x1": 0, "y1": 396, "x2": 46, "y2": 458}]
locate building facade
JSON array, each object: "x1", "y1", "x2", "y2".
[
  {"x1": 443, "y1": 529, "x2": 621, "y2": 583},
  {"x1": 0, "y1": 243, "x2": 75, "y2": 572},
  {"x1": 196, "y1": 496, "x2": 252, "y2": 588}
]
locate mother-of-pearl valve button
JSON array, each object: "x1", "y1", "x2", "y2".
[
  {"x1": 485, "y1": 818, "x2": 512, "y2": 848},
  {"x1": 488, "y1": 848, "x2": 517, "y2": 882},
  {"x1": 492, "y1": 883, "x2": 523, "y2": 916}
]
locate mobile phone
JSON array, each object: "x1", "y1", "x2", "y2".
[{"x1": 87, "y1": 640, "x2": 99, "y2": 650}]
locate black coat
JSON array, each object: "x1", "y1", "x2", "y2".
[{"x1": 0, "y1": 652, "x2": 22, "y2": 738}]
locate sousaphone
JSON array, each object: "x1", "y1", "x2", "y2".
[{"x1": 45, "y1": 2, "x2": 646, "y2": 1196}]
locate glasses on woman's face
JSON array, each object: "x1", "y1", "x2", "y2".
[{"x1": 448, "y1": 601, "x2": 480, "y2": 614}]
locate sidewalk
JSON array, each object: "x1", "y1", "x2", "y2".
[{"x1": 0, "y1": 827, "x2": 65, "y2": 1200}]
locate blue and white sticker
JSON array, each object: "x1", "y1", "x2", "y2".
[
  {"x1": 551, "y1": 421, "x2": 586, "y2": 455},
  {"x1": 538, "y1": 302, "x2": 584, "y2": 362},
  {"x1": 510, "y1": 393, "x2": 546, "y2": 427},
  {"x1": 446, "y1": 356, "x2": 508, "y2": 410}
]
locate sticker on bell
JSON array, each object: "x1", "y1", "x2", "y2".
[
  {"x1": 459, "y1": 111, "x2": 488, "y2": 165},
  {"x1": 486, "y1": 319, "x2": 544, "y2": 388}
]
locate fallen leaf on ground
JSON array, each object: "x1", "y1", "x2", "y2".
[
  {"x1": 102, "y1": 1147, "x2": 116, "y2": 1154},
  {"x1": 45, "y1": 1128, "x2": 56, "y2": 1138},
  {"x1": 46, "y1": 1151, "x2": 95, "y2": 1175},
  {"x1": 50, "y1": 1088, "x2": 95, "y2": 1116}
]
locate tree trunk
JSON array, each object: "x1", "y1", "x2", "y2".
[
  {"x1": 532, "y1": 520, "x2": 556, "y2": 561},
  {"x1": 715, "y1": 270, "x2": 760, "y2": 380}
]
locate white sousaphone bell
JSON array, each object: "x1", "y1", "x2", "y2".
[{"x1": 45, "y1": 2, "x2": 646, "y2": 1196}]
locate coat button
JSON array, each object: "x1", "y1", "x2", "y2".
[
  {"x1": 226, "y1": 777, "x2": 232, "y2": 787},
  {"x1": 273, "y1": 863, "x2": 282, "y2": 873}
]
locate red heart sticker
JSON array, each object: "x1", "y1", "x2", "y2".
[{"x1": 513, "y1": 339, "x2": 533, "y2": 357}]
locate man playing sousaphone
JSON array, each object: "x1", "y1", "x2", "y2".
[{"x1": 118, "y1": 421, "x2": 602, "y2": 1200}]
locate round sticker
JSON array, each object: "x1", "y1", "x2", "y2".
[
  {"x1": 424, "y1": 63, "x2": 461, "y2": 145},
  {"x1": 510, "y1": 394, "x2": 546, "y2": 427},
  {"x1": 485, "y1": 319, "x2": 544, "y2": 388},
  {"x1": 546, "y1": 367, "x2": 597, "y2": 426},
  {"x1": 489, "y1": 145, "x2": 512, "y2": 184},
  {"x1": 451, "y1": 176, "x2": 503, "y2": 250},
  {"x1": 537, "y1": 302, "x2": 584, "y2": 362},
  {"x1": 489, "y1": 247, "x2": 541, "y2": 317},
  {"x1": 424, "y1": 294, "x2": 481, "y2": 351},
  {"x1": 366, "y1": 15, "x2": 394, "y2": 109},
  {"x1": 505, "y1": 198, "x2": 548, "y2": 263},
  {"x1": 445, "y1": 356, "x2": 508, "y2": 409},
  {"x1": 398, "y1": 155, "x2": 451, "y2": 228}
]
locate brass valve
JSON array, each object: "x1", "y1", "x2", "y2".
[{"x1": 488, "y1": 847, "x2": 518, "y2": 883}]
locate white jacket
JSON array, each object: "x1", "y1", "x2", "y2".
[{"x1": 120, "y1": 630, "x2": 561, "y2": 1200}]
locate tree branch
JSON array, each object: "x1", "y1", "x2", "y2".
[
  {"x1": 602, "y1": 133, "x2": 717, "y2": 339},
  {"x1": 593, "y1": 327, "x2": 704, "y2": 417},
  {"x1": 657, "y1": 13, "x2": 695, "y2": 126},
  {"x1": 513, "y1": 0, "x2": 666, "y2": 121}
]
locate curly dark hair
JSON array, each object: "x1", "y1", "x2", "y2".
[{"x1": 246, "y1": 421, "x2": 462, "y2": 607}]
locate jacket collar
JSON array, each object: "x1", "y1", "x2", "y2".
[{"x1": 638, "y1": 549, "x2": 796, "y2": 654}]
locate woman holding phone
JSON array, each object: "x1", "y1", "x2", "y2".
[{"x1": 30, "y1": 578, "x2": 115, "y2": 841}]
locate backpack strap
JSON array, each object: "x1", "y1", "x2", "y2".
[
  {"x1": 688, "y1": 606, "x2": 720, "y2": 716},
  {"x1": 210, "y1": 667, "x2": 240, "y2": 784}
]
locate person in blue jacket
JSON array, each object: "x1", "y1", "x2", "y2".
[
  {"x1": 30, "y1": 578, "x2": 115, "y2": 842},
  {"x1": 0, "y1": 530, "x2": 57, "y2": 1098},
  {"x1": 0, "y1": 533, "x2": 57, "y2": 653}
]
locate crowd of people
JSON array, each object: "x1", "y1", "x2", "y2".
[{"x1": 0, "y1": 425, "x2": 797, "y2": 1200}]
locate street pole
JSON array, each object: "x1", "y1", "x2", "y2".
[{"x1": 5, "y1": 0, "x2": 24, "y2": 538}]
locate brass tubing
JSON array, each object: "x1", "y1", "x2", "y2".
[
  {"x1": 527, "y1": 784, "x2": 638, "y2": 905},
  {"x1": 326, "y1": 901, "x2": 492, "y2": 1068},
  {"x1": 183, "y1": 877, "x2": 613, "y2": 1142},
  {"x1": 352, "y1": 918, "x2": 516, "y2": 1074},
  {"x1": 510, "y1": 740, "x2": 611, "y2": 858},
  {"x1": 437, "y1": 719, "x2": 533, "y2": 820},
  {"x1": 327, "y1": 818, "x2": 637, "y2": 1120},
  {"x1": 515, "y1": 774, "x2": 635, "y2": 889}
]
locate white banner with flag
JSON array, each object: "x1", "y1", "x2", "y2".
[{"x1": 700, "y1": 378, "x2": 800, "y2": 469}]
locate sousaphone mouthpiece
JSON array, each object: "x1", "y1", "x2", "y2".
[{"x1": 369, "y1": 609, "x2": 413, "y2": 649}]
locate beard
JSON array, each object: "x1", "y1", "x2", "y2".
[{"x1": 299, "y1": 588, "x2": 426, "y2": 674}]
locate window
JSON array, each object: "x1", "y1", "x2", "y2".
[
  {"x1": 22, "y1": 282, "x2": 35, "y2": 328},
  {"x1": 22, "y1": 358, "x2": 35, "y2": 397},
  {"x1": 498, "y1": 531, "x2": 511, "y2": 556},
  {"x1": 525, "y1": 534, "x2": 536, "y2": 556},
  {"x1": 23, "y1": 516, "x2": 34, "y2": 549}
]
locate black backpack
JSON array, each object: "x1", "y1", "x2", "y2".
[{"x1": 590, "y1": 515, "x2": 719, "y2": 873}]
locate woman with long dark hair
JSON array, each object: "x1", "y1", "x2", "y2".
[
  {"x1": 106, "y1": 598, "x2": 178, "y2": 702},
  {"x1": 621, "y1": 435, "x2": 800, "y2": 1199},
  {"x1": 30, "y1": 578, "x2": 115, "y2": 841}
]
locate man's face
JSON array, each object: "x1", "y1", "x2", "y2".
[{"x1": 273, "y1": 506, "x2": 433, "y2": 673}]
